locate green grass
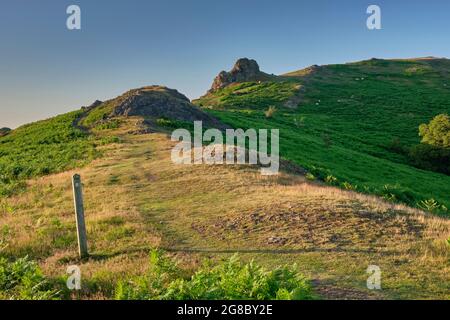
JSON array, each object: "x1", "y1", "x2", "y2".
[
  {"x1": 82, "y1": 102, "x2": 116, "y2": 127},
  {"x1": 195, "y1": 81, "x2": 300, "y2": 109},
  {"x1": 0, "y1": 110, "x2": 101, "y2": 196},
  {"x1": 194, "y1": 59, "x2": 450, "y2": 212},
  {"x1": 95, "y1": 119, "x2": 122, "y2": 130}
]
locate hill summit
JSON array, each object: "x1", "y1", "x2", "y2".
[
  {"x1": 209, "y1": 58, "x2": 274, "y2": 92},
  {"x1": 83, "y1": 85, "x2": 224, "y2": 128}
]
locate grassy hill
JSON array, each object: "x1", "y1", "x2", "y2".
[
  {"x1": 0, "y1": 58, "x2": 449, "y2": 299},
  {"x1": 0, "y1": 118, "x2": 449, "y2": 299},
  {"x1": 194, "y1": 58, "x2": 450, "y2": 214},
  {"x1": 0, "y1": 111, "x2": 121, "y2": 197}
]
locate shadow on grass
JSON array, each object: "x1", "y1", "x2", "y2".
[
  {"x1": 161, "y1": 247, "x2": 398, "y2": 255},
  {"x1": 58, "y1": 245, "x2": 399, "y2": 265}
]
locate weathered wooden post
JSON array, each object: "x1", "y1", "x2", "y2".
[{"x1": 72, "y1": 174, "x2": 89, "y2": 259}]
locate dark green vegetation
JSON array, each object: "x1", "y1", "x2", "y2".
[
  {"x1": 194, "y1": 58, "x2": 450, "y2": 213},
  {"x1": 409, "y1": 114, "x2": 450, "y2": 175},
  {"x1": 0, "y1": 111, "x2": 109, "y2": 196},
  {"x1": 82, "y1": 102, "x2": 116, "y2": 127},
  {"x1": 0, "y1": 251, "x2": 312, "y2": 300},
  {"x1": 116, "y1": 251, "x2": 313, "y2": 300},
  {"x1": 0, "y1": 256, "x2": 59, "y2": 299},
  {"x1": 197, "y1": 81, "x2": 301, "y2": 110},
  {"x1": 409, "y1": 143, "x2": 449, "y2": 175}
]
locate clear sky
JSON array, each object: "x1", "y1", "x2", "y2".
[{"x1": 1, "y1": 0, "x2": 450, "y2": 128}]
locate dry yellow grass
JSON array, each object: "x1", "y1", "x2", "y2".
[{"x1": 0, "y1": 118, "x2": 449, "y2": 299}]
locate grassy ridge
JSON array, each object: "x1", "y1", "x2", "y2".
[
  {"x1": 0, "y1": 110, "x2": 104, "y2": 196},
  {"x1": 194, "y1": 59, "x2": 450, "y2": 212}
]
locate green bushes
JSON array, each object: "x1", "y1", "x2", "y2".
[
  {"x1": 418, "y1": 199, "x2": 447, "y2": 213},
  {"x1": 419, "y1": 114, "x2": 450, "y2": 148},
  {"x1": 0, "y1": 256, "x2": 59, "y2": 300},
  {"x1": 115, "y1": 251, "x2": 313, "y2": 300},
  {"x1": 1, "y1": 252, "x2": 311, "y2": 300},
  {"x1": 0, "y1": 110, "x2": 101, "y2": 196},
  {"x1": 404, "y1": 115, "x2": 450, "y2": 175},
  {"x1": 325, "y1": 175, "x2": 338, "y2": 185},
  {"x1": 408, "y1": 143, "x2": 450, "y2": 175}
]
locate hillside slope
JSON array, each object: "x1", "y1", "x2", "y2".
[
  {"x1": 0, "y1": 86, "x2": 223, "y2": 197},
  {"x1": 0, "y1": 111, "x2": 109, "y2": 196},
  {"x1": 0, "y1": 118, "x2": 449, "y2": 299},
  {"x1": 194, "y1": 58, "x2": 450, "y2": 213},
  {"x1": 1, "y1": 61, "x2": 449, "y2": 299}
]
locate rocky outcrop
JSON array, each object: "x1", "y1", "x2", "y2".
[
  {"x1": 88, "y1": 100, "x2": 103, "y2": 109},
  {"x1": 81, "y1": 100, "x2": 103, "y2": 111},
  {"x1": 209, "y1": 58, "x2": 273, "y2": 92},
  {"x1": 0, "y1": 127, "x2": 11, "y2": 137},
  {"x1": 100, "y1": 85, "x2": 226, "y2": 128}
]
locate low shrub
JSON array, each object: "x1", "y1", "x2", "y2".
[
  {"x1": 0, "y1": 256, "x2": 59, "y2": 300},
  {"x1": 115, "y1": 251, "x2": 313, "y2": 300},
  {"x1": 264, "y1": 106, "x2": 277, "y2": 119},
  {"x1": 408, "y1": 143, "x2": 450, "y2": 175},
  {"x1": 417, "y1": 198, "x2": 445, "y2": 213},
  {"x1": 325, "y1": 175, "x2": 338, "y2": 186}
]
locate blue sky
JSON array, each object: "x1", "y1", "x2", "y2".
[{"x1": 1, "y1": 0, "x2": 450, "y2": 128}]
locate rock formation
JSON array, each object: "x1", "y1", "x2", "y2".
[
  {"x1": 0, "y1": 127, "x2": 11, "y2": 137},
  {"x1": 209, "y1": 58, "x2": 273, "y2": 92},
  {"x1": 99, "y1": 85, "x2": 226, "y2": 128}
]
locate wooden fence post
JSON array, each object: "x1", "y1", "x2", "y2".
[{"x1": 72, "y1": 174, "x2": 89, "y2": 259}]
